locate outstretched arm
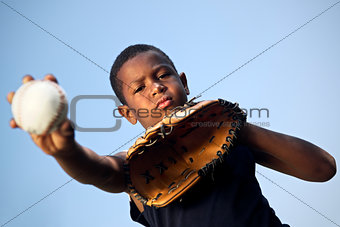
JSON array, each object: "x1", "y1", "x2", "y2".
[
  {"x1": 7, "y1": 75, "x2": 127, "y2": 193},
  {"x1": 239, "y1": 124, "x2": 336, "y2": 182},
  {"x1": 53, "y1": 140, "x2": 127, "y2": 193}
]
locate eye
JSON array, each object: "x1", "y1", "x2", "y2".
[
  {"x1": 134, "y1": 86, "x2": 145, "y2": 94},
  {"x1": 158, "y1": 73, "x2": 170, "y2": 79}
]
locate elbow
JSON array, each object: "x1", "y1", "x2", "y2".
[
  {"x1": 315, "y1": 156, "x2": 337, "y2": 182},
  {"x1": 325, "y1": 156, "x2": 337, "y2": 181}
]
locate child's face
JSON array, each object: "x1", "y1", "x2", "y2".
[{"x1": 117, "y1": 50, "x2": 190, "y2": 128}]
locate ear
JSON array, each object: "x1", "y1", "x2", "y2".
[
  {"x1": 118, "y1": 105, "x2": 137, "y2": 125},
  {"x1": 179, "y1": 72, "x2": 190, "y2": 95}
]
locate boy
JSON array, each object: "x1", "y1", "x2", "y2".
[{"x1": 7, "y1": 44, "x2": 336, "y2": 226}]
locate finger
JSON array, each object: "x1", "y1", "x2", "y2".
[
  {"x1": 9, "y1": 119, "x2": 18, "y2": 128},
  {"x1": 7, "y1": 91, "x2": 15, "y2": 104},
  {"x1": 22, "y1": 75, "x2": 34, "y2": 84},
  {"x1": 30, "y1": 134, "x2": 49, "y2": 153},
  {"x1": 44, "y1": 74, "x2": 58, "y2": 84}
]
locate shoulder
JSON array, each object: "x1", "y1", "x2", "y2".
[{"x1": 113, "y1": 150, "x2": 128, "y2": 160}]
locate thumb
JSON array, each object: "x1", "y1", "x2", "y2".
[
  {"x1": 57, "y1": 119, "x2": 75, "y2": 138},
  {"x1": 49, "y1": 119, "x2": 76, "y2": 153}
]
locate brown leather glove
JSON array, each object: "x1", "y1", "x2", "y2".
[{"x1": 125, "y1": 98, "x2": 247, "y2": 207}]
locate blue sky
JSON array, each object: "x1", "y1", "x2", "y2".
[{"x1": 1, "y1": 1, "x2": 340, "y2": 226}]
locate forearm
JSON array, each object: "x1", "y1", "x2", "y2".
[
  {"x1": 53, "y1": 142, "x2": 126, "y2": 193},
  {"x1": 240, "y1": 123, "x2": 336, "y2": 181}
]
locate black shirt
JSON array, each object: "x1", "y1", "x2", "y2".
[{"x1": 130, "y1": 145, "x2": 289, "y2": 227}]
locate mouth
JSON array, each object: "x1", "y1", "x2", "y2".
[{"x1": 156, "y1": 96, "x2": 173, "y2": 109}]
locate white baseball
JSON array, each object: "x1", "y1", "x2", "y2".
[{"x1": 11, "y1": 80, "x2": 68, "y2": 135}]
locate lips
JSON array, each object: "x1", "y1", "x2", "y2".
[{"x1": 156, "y1": 96, "x2": 173, "y2": 109}]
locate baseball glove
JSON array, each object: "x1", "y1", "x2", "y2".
[{"x1": 124, "y1": 98, "x2": 247, "y2": 207}]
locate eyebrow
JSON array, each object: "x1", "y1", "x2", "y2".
[{"x1": 129, "y1": 76, "x2": 145, "y2": 87}]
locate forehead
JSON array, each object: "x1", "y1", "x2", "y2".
[{"x1": 117, "y1": 50, "x2": 172, "y2": 83}]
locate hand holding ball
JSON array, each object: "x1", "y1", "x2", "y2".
[{"x1": 11, "y1": 80, "x2": 68, "y2": 135}]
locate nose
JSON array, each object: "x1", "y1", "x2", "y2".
[{"x1": 151, "y1": 82, "x2": 166, "y2": 96}]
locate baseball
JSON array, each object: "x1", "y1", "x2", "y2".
[{"x1": 11, "y1": 80, "x2": 68, "y2": 135}]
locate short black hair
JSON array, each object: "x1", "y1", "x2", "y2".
[{"x1": 110, "y1": 44, "x2": 177, "y2": 105}]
